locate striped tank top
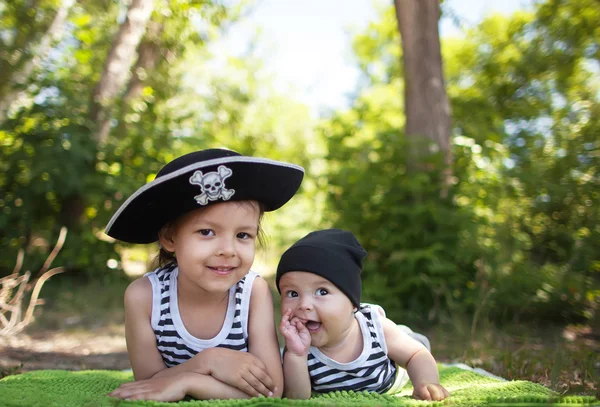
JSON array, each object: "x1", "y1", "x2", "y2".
[
  {"x1": 307, "y1": 303, "x2": 409, "y2": 394},
  {"x1": 145, "y1": 263, "x2": 258, "y2": 367}
]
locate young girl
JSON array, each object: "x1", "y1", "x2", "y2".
[
  {"x1": 106, "y1": 148, "x2": 304, "y2": 402},
  {"x1": 276, "y1": 229, "x2": 450, "y2": 401}
]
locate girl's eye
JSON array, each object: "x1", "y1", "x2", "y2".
[
  {"x1": 316, "y1": 288, "x2": 328, "y2": 296},
  {"x1": 237, "y1": 232, "x2": 252, "y2": 239},
  {"x1": 199, "y1": 229, "x2": 214, "y2": 236},
  {"x1": 285, "y1": 290, "x2": 298, "y2": 298}
]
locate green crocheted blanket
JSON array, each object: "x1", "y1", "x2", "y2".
[{"x1": 0, "y1": 365, "x2": 597, "y2": 406}]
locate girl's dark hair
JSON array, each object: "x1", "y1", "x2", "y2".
[{"x1": 152, "y1": 201, "x2": 267, "y2": 269}]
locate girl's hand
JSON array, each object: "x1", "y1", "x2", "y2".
[
  {"x1": 203, "y1": 347, "x2": 276, "y2": 397},
  {"x1": 109, "y1": 374, "x2": 189, "y2": 402},
  {"x1": 413, "y1": 383, "x2": 450, "y2": 401},
  {"x1": 279, "y1": 308, "x2": 311, "y2": 357}
]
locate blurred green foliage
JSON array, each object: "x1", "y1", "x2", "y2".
[
  {"x1": 0, "y1": 0, "x2": 598, "y2": 329},
  {"x1": 0, "y1": 0, "x2": 321, "y2": 279},
  {"x1": 322, "y1": 0, "x2": 599, "y2": 326}
]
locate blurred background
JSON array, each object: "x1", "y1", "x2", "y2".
[{"x1": 0, "y1": 0, "x2": 598, "y2": 395}]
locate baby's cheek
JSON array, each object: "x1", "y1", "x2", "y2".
[{"x1": 280, "y1": 299, "x2": 291, "y2": 312}]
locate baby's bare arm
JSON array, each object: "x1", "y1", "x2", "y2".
[
  {"x1": 282, "y1": 352, "x2": 312, "y2": 399},
  {"x1": 279, "y1": 309, "x2": 312, "y2": 399},
  {"x1": 405, "y1": 351, "x2": 450, "y2": 400},
  {"x1": 381, "y1": 317, "x2": 449, "y2": 401}
]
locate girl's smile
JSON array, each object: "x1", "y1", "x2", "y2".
[{"x1": 208, "y1": 265, "x2": 237, "y2": 275}]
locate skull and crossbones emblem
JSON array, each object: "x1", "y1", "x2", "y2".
[{"x1": 189, "y1": 165, "x2": 235, "y2": 205}]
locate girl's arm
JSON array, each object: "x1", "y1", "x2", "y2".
[
  {"x1": 152, "y1": 347, "x2": 275, "y2": 397},
  {"x1": 124, "y1": 277, "x2": 171, "y2": 380},
  {"x1": 381, "y1": 317, "x2": 449, "y2": 401},
  {"x1": 247, "y1": 277, "x2": 285, "y2": 397},
  {"x1": 110, "y1": 372, "x2": 250, "y2": 401}
]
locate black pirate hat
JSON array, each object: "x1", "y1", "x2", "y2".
[{"x1": 105, "y1": 148, "x2": 304, "y2": 243}]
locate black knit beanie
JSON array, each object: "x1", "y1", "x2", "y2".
[{"x1": 276, "y1": 229, "x2": 367, "y2": 307}]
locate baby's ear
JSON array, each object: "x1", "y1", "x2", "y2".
[{"x1": 353, "y1": 307, "x2": 358, "y2": 313}]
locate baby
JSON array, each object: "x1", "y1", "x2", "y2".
[{"x1": 276, "y1": 229, "x2": 450, "y2": 401}]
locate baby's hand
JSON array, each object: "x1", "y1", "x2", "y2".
[
  {"x1": 279, "y1": 308, "x2": 311, "y2": 357},
  {"x1": 413, "y1": 383, "x2": 450, "y2": 401}
]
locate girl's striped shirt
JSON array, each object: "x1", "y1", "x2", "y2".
[{"x1": 145, "y1": 263, "x2": 258, "y2": 367}]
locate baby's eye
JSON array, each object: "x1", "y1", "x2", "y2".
[
  {"x1": 285, "y1": 290, "x2": 299, "y2": 298},
  {"x1": 237, "y1": 232, "x2": 253, "y2": 239},
  {"x1": 198, "y1": 229, "x2": 214, "y2": 236},
  {"x1": 316, "y1": 288, "x2": 329, "y2": 296}
]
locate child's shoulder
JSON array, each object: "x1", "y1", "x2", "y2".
[
  {"x1": 359, "y1": 302, "x2": 386, "y2": 318},
  {"x1": 122, "y1": 275, "x2": 155, "y2": 319},
  {"x1": 247, "y1": 273, "x2": 276, "y2": 326},
  {"x1": 248, "y1": 273, "x2": 269, "y2": 296},
  {"x1": 124, "y1": 274, "x2": 153, "y2": 304}
]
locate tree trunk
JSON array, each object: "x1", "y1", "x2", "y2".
[
  {"x1": 0, "y1": 0, "x2": 74, "y2": 124},
  {"x1": 89, "y1": 0, "x2": 155, "y2": 144},
  {"x1": 109, "y1": 20, "x2": 163, "y2": 140},
  {"x1": 123, "y1": 20, "x2": 163, "y2": 103},
  {"x1": 394, "y1": 0, "x2": 452, "y2": 194}
]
